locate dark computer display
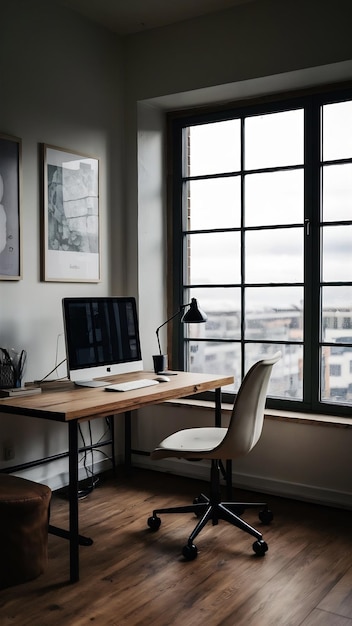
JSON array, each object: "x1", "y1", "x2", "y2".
[{"x1": 62, "y1": 297, "x2": 143, "y2": 385}]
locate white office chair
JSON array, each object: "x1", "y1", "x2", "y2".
[{"x1": 147, "y1": 352, "x2": 281, "y2": 560}]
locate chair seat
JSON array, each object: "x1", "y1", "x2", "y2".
[{"x1": 151, "y1": 427, "x2": 227, "y2": 460}]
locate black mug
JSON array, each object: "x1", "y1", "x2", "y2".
[{"x1": 153, "y1": 354, "x2": 168, "y2": 373}]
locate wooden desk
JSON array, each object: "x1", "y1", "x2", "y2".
[{"x1": 0, "y1": 370, "x2": 233, "y2": 582}]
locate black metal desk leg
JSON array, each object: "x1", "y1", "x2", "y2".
[
  {"x1": 215, "y1": 387, "x2": 222, "y2": 427},
  {"x1": 124, "y1": 411, "x2": 132, "y2": 473},
  {"x1": 108, "y1": 415, "x2": 116, "y2": 473},
  {"x1": 68, "y1": 420, "x2": 79, "y2": 583},
  {"x1": 215, "y1": 387, "x2": 233, "y2": 498},
  {"x1": 48, "y1": 421, "x2": 93, "y2": 581}
]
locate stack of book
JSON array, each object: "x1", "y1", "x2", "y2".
[{"x1": 0, "y1": 386, "x2": 42, "y2": 398}]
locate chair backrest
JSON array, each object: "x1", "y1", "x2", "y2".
[{"x1": 217, "y1": 352, "x2": 281, "y2": 460}]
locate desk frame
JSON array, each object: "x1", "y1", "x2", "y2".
[{"x1": 0, "y1": 371, "x2": 233, "y2": 583}]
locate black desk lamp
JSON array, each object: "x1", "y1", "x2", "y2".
[{"x1": 153, "y1": 298, "x2": 207, "y2": 374}]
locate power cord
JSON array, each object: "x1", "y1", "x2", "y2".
[
  {"x1": 37, "y1": 358, "x2": 67, "y2": 384},
  {"x1": 78, "y1": 422, "x2": 100, "y2": 499},
  {"x1": 36, "y1": 334, "x2": 67, "y2": 384}
]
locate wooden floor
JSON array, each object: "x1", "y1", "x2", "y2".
[{"x1": 1, "y1": 468, "x2": 352, "y2": 626}]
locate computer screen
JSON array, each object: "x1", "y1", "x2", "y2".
[{"x1": 62, "y1": 296, "x2": 143, "y2": 386}]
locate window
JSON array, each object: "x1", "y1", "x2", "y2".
[{"x1": 169, "y1": 85, "x2": 352, "y2": 415}]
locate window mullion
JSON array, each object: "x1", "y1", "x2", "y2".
[
  {"x1": 304, "y1": 99, "x2": 322, "y2": 410},
  {"x1": 240, "y1": 116, "x2": 246, "y2": 380}
]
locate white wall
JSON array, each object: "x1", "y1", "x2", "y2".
[
  {"x1": 0, "y1": 0, "x2": 125, "y2": 487},
  {"x1": 136, "y1": 105, "x2": 166, "y2": 365},
  {"x1": 123, "y1": 0, "x2": 352, "y2": 508}
]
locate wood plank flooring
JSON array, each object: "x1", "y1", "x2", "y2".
[{"x1": 0, "y1": 468, "x2": 351, "y2": 626}]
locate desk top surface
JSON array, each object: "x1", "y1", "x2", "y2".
[{"x1": 0, "y1": 370, "x2": 234, "y2": 422}]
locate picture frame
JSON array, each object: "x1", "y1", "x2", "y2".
[
  {"x1": 42, "y1": 144, "x2": 100, "y2": 282},
  {"x1": 0, "y1": 133, "x2": 22, "y2": 280}
]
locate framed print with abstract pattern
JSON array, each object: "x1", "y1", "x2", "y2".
[{"x1": 42, "y1": 144, "x2": 100, "y2": 282}]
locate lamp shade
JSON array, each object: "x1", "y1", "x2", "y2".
[
  {"x1": 181, "y1": 298, "x2": 207, "y2": 324},
  {"x1": 155, "y1": 298, "x2": 207, "y2": 355}
]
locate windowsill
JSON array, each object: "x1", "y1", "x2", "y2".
[{"x1": 163, "y1": 398, "x2": 352, "y2": 428}]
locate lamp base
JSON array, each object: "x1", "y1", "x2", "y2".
[
  {"x1": 158, "y1": 371, "x2": 178, "y2": 376},
  {"x1": 152, "y1": 354, "x2": 168, "y2": 374}
]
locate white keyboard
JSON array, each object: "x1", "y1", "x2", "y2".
[{"x1": 105, "y1": 379, "x2": 160, "y2": 392}]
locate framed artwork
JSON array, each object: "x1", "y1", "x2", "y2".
[
  {"x1": 42, "y1": 144, "x2": 100, "y2": 282},
  {"x1": 0, "y1": 134, "x2": 22, "y2": 280}
]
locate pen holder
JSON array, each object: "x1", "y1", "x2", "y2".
[
  {"x1": 0, "y1": 349, "x2": 15, "y2": 388},
  {"x1": 0, "y1": 348, "x2": 26, "y2": 388}
]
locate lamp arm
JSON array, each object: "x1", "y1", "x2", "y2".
[{"x1": 155, "y1": 305, "x2": 187, "y2": 355}]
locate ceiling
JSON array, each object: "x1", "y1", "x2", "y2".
[{"x1": 57, "y1": 0, "x2": 255, "y2": 35}]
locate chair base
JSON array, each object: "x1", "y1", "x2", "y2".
[{"x1": 148, "y1": 461, "x2": 272, "y2": 559}]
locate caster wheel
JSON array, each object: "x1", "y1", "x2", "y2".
[
  {"x1": 147, "y1": 515, "x2": 161, "y2": 531},
  {"x1": 253, "y1": 539, "x2": 268, "y2": 556},
  {"x1": 182, "y1": 543, "x2": 198, "y2": 561},
  {"x1": 259, "y1": 508, "x2": 273, "y2": 524}
]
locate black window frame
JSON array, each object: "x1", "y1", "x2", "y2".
[{"x1": 168, "y1": 82, "x2": 352, "y2": 417}]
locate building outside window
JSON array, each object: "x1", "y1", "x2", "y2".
[
  {"x1": 169, "y1": 86, "x2": 352, "y2": 416},
  {"x1": 330, "y1": 364, "x2": 341, "y2": 376}
]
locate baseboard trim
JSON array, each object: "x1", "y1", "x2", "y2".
[
  {"x1": 21, "y1": 456, "x2": 122, "y2": 492},
  {"x1": 33, "y1": 452, "x2": 351, "y2": 511},
  {"x1": 132, "y1": 455, "x2": 352, "y2": 511}
]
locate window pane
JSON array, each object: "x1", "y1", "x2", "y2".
[
  {"x1": 245, "y1": 228, "x2": 303, "y2": 283},
  {"x1": 321, "y1": 346, "x2": 352, "y2": 405},
  {"x1": 323, "y1": 101, "x2": 352, "y2": 161},
  {"x1": 245, "y1": 343, "x2": 303, "y2": 400},
  {"x1": 322, "y1": 225, "x2": 352, "y2": 282},
  {"x1": 321, "y1": 286, "x2": 352, "y2": 343},
  {"x1": 188, "y1": 120, "x2": 241, "y2": 176},
  {"x1": 186, "y1": 232, "x2": 241, "y2": 284},
  {"x1": 186, "y1": 177, "x2": 241, "y2": 231},
  {"x1": 185, "y1": 287, "x2": 241, "y2": 339},
  {"x1": 187, "y1": 340, "x2": 239, "y2": 392},
  {"x1": 245, "y1": 287, "x2": 303, "y2": 341},
  {"x1": 322, "y1": 163, "x2": 352, "y2": 222},
  {"x1": 245, "y1": 169, "x2": 304, "y2": 227},
  {"x1": 245, "y1": 109, "x2": 304, "y2": 170}
]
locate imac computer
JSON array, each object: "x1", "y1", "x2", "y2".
[{"x1": 62, "y1": 296, "x2": 143, "y2": 387}]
